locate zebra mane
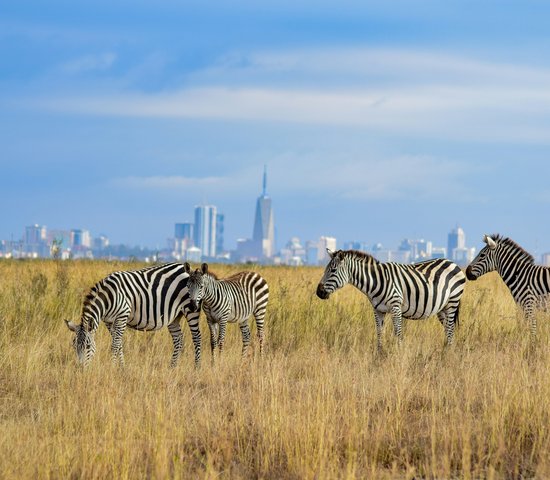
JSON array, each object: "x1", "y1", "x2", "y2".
[
  {"x1": 490, "y1": 234, "x2": 535, "y2": 264},
  {"x1": 204, "y1": 270, "x2": 219, "y2": 280},
  {"x1": 341, "y1": 249, "x2": 379, "y2": 264}
]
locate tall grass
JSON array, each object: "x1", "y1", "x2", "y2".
[{"x1": 1, "y1": 260, "x2": 549, "y2": 478}]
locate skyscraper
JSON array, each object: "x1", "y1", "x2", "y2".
[
  {"x1": 24, "y1": 224, "x2": 47, "y2": 256},
  {"x1": 194, "y1": 205, "x2": 217, "y2": 258},
  {"x1": 252, "y1": 166, "x2": 275, "y2": 259},
  {"x1": 448, "y1": 226, "x2": 465, "y2": 260},
  {"x1": 215, "y1": 213, "x2": 224, "y2": 255}
]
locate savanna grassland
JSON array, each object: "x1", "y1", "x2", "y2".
[{"x1": 1, "y1": 260, "x2": 550, "y2": 479}]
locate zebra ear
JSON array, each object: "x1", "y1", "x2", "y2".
[
  {"x1": 201, "y1": 263, "x2": 208, "y2": 274},
  {"x1": 65, "y1": 320, "x2": 77, "y2": 332},
  {"x1": 183, "y1": 262, "x2": 191, "y2": 273},
  {"x1": 326, "y1": 248, "x2": 335, "y2": 258},
  {"x1": 483, "y1": 234, "x2": 497, "y2": 248},
  {"x1": 485, "y1": 235, "x2": 497, "y2": 249}
]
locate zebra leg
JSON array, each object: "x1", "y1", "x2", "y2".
[
  {"x1": 374, "y1": 310, "x2": 385, "y2": 351},
  {"x1": 218, "y1": 319, "x2": 228, "y2": 355},
  {"x1": 253, "y1": 307, "x2": 266, "y2": 355},
  {"x1": 390, "y1": 305, "x2": 404, "y2": 343},
  {"x1": 438, "y1": 307, "x2": 456, "y2": 346},
  {"x1": 184, "y1": 309, "x2": 202, "y2": 368},
  {"x1": 208, "y1": 319, "x2": 219, "y2": 364},
  {"x1": 110, "y1": 315, "x2": 128, "y2": 366},
  {"x1": 523, "y1": 299, "x2": 537, "y2": 340},
  {"x1": 239, "y1": 321, "x2": 252, "y2": 360},
  {"x1": 167, "y1": 320, "x2": 183, "y2": 368}
]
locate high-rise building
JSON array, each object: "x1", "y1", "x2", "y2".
[
  {"x1": 194, "y1": 205, "x2": 217, "y2": 258},
  {"x1": 93, "y1": 235, "x2": 109, "y2": 251},
  {"x1": 25, "y1": 224, "x2": 46, "y2": 246},
  {"x1": 215, "y1": 213, "x2": 225, "y2": 255},
  {"x1": 399, "y1": 238, "x2": 433, "y2": 261},
  {"x1": 70, "y1": 229, "x2": 91, "y2": 248},
  {"x1": 447, "y1": 226, "x2": 475, "y2": 265},
  {"x1": 175, "y1": 223, "x2": 194, "y2": 242},
  {"x1": 252, "y1": 166, "x2": 275, "y2": 259},
  {"x1": 448, "y1": 226, "x2": 465, "y2": 259},
  {"x1": 317, "y1": 236, "x2": 337, "y2": 264},
  {"x1": 24, "y1": 224, "x2": 47, "y2": 256},
  {"x1": 174, "y1": 222, "x2": 194, "y2": 257}
]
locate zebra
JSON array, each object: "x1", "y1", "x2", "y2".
[
  {"x1": 466, "y1": 234, "x2": 550, "y2": 338},
  {"x1": 316, "y1": 249, "x2": 466, "y2": 348},
  {"x1": 185, "y1": 263, "x2": 269, "y2": 360},
  {"x1": 65, "y1": 262, "x2": 202, "y2": 367}
]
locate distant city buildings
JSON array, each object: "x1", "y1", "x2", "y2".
[
  {"x1": 252, "y1": 167, "x2": 275, "y2": 259},
  {"x1": 0, "y1": 176, "x2": 523, "y2": 268},
  {"x1": 216, "y1": 213, "x2": 225, "y2": 256},
  {"x1": 447, "y1": 226, "x2": 476, "y2": 266},
  {"x1": 0, "y1": 215, "x2": 484, "y2": 267},
  {"x1": 194, "y1": 205, "x2": 217, "y2": 258},
  {"x1": 237, "y1": 167, "x2": 276, "y2": 263},
  {"x1": 0, "y1": 224, "x2": 111, "y2": 260},
  {"x1": 169, "y1": 207, "x2": 227, "y2": 262}
]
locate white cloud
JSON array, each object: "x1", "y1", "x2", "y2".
[
  {"x1": 110, "y1": 172, "x2": 258, "y2": 197},
  {"x1": 110, "y1": 153, "x2": 480, "y2": 204},
  {"x1": 112, "y1": 175, "x2": 224, "y2": 189},
  {"x1": 266, "y1": 153, "x2": 483, "y2": 202},
  {"x1": 61, "y1": 52, "x2": 117, "y2": 74},
  {"x1": 28, "y1": 47, "x2": 550, "y2": 144}
]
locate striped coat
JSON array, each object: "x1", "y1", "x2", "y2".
[
  {"x1": 185, "y1": 263, "x2": 269, "y2": 359},
  {"x1": 316, "y1": 249, "x2": 466, "y2": 347},
  {"x1": 65, "y1": 262, "x2": 201, "y2": 367},
  {"x1": 466, "y1": 234, "x2": 550, "y2": 337}
]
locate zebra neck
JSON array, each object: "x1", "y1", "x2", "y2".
[
  {"x1": 82, "y1": 296, "x2": 104, "y2": 332},
  {"x1": 497, "y1": 260, "x2": 534, "y2": 297},
  {"x1": 202, "y1": 276, "x2": 220, "y2": 305},
  {"x1": 348, "y1": 259, "x2": 379, "y2": 296},
  {"x1": 82, "y1": 315, "x2": 100, "y2": 332}
]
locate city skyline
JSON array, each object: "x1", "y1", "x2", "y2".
[
  {"x1": 0, "y1": 167, "x2": 487, "y2": 263},
  {"x1": 2, "y1": 2, "x2": 550, "y2": 255},
  {"x1": 1, "y1": 167, "x2": 548, "y2": 263},
  {"x1": 1, "y1": 218, "x2": 486, "y2": 266}
]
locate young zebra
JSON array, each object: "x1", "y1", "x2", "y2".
[
  {"x1": 184, "y1": 263, "x2": 269, "y2": 360},
  {"x1": 466, "y1": 234, "x2": 549, "y2": 338},
  {"x1": 316, "y1": 249, "x2": 466, "y2": 348},
  {"x1": 65, "y1": 262, "x2": 202, "y2": 367}
]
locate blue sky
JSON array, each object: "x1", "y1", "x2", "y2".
[{"x1": 1, "y1": 1, "x2": 550, "y2": 254}]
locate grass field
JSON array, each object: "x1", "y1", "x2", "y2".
[{"x1": 1, "y1": 260, "x2": 550, "y2": 479}]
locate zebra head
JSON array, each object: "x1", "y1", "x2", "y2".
[
  {"x1": 466, "y1": 234, "x2": 498, "y2": 281},
  {"x1": 186, "y1": 263, "x2": 208, "y2": 312},
  {"x1": 65, "y1": 320, "x2": 96, "y2": 366},
  {"x1": 316, "y1": 249, "x2": 349, "y2": 300}
]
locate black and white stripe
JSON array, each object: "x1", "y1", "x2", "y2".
[
  {"x1": 185, "y1": 263, "x2": 269, "y2": 360},
  {"x1": 316, "y1": 249, "x2": 466, "y2": 348},
  {"x1": 466, "y1": 234, "x2": 549, "y2": 338},
  {"x1": 65, "y1": 262, "x2": 201, "y2": 367}
]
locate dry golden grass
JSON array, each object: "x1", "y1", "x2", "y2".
[{"x1": 1, "y1": 260, "x2": 550, "y2": 479}]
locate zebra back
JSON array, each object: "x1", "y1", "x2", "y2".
[{"x1": 81, "y1": 262, "x2": 194, "y2": 332}]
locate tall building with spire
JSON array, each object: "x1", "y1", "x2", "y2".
[
  {"x1": 194, "y1": 205, "x2": 217, "y2": 258},
  {"x1": 252, "y1": 166, "x2": 275, "y2": 259}
]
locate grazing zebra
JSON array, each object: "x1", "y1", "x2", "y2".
[
  {"x1": 466, "y1": 234, "x2": 549, "y2": 338},
  {"x1": 185, "y1": 263, "x2": 269, "y2": 360},
  {"x1": 65, "y1": 262, "x2": 202, "y2": 367},
  {"x1": 316, "y1": 249, "x2": 466, "y2": 348}
]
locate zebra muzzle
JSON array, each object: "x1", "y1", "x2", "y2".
[
  {"x1": 465, "y1": 266, "x2": 477, "y2": 281},
  {"x1": 316, "y1": 284, "x2": 330, "y2": 300},
  {"x1": 188, "y1": 300, "x2": 199, "y2": 312}
]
